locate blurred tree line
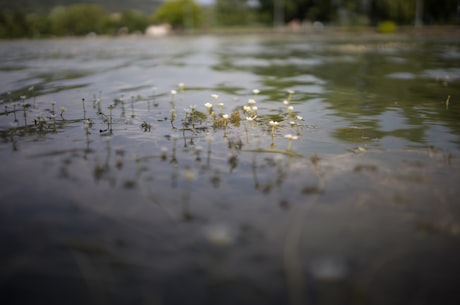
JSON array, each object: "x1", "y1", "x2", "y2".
[
  {"x1": 0, "y1": 0, "x2": 458, "y2": 38},
  {"x1": 0, "y1": 4, "x2": 152, "y2": 38},
  {"x1": 254, "y1": 0, "x2": 459, "y2": 26}
]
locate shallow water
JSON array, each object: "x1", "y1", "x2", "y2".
[{"x1": 1, "y1": 33, "x2": 460, "y2": 305}]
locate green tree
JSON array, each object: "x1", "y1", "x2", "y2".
[
  {"x1": 257, "y1": 0, "x2": 340, "y2": 24},
  {"x1": 215, "y1": 0, "x2": 259, "y2": 26},
  {"x1": 424, "y1": 0, "x2": 459, "y2": 24},
  {"x1": 49, "y1": 4, "x2": 107, "y2": 36},
  {"x1": 0, "y1": 10, "x2": 31, "y2": 38},
  {"x1": 27, "y1": 13, "x2": 52, "y2": 37},
  {"x1": 369, "y1": 0, "x2": 415, "y2": 23},
  {"x1": 150, "y1": 0, "x2": 203, "y2": 29},
  {"x1": 256, "y1": 0, "x2": 459, "y2": 26},
  {"x1": 119, "y1": 10, "x2": 149, "y2": 33}
]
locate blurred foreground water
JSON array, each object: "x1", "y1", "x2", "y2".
[{"x1": 1, "y1": 33, "x2": 460, "y2": 305}]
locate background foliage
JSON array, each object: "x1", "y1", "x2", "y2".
[{"x1": 0, "y1": 0, "x2": 458, "y2": 38}]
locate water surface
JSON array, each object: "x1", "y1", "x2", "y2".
[{"x1": 1, "y1": 33, "x2": 460, "y2": 305}]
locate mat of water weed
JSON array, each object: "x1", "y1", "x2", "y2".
[{"x1": 1, "y1": 34, "x2": 460, "y2": 305}]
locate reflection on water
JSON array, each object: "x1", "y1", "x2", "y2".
[{"x1": 1, "y1": 34, "x2": 460, "y2": 305}]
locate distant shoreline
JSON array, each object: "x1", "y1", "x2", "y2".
[{"x1": 1, "y1": 25, "x2": 459, "y2": 41}]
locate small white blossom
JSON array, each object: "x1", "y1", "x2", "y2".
[
  {"x1": 194, "y1": 145, "x2": 203, "y2": 153},
  {"x1": 160, "y1": 147, "x2": 168, "y2": 158},
  {"x1": 183, "y1": 168, "x2": 196, "y2": 181},
  {"x1": 204, "y1": 224, "x2": 236, "y2": 247},
  {"x1": 284, "y1": 134, "x2": 298, "y2": 140}
]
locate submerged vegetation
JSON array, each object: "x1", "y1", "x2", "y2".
[
  {"x1": 0, "y1": 85, "x2": 311, "y2": 158},
  {"x1": 1, "y1": 82, "x2": 456, "y2": 203}
]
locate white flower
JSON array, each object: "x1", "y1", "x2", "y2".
[
  {"x1": 248, "y1": 99, "x2": 256, "y2": 105},
  {"x1": 287, "y1": 90, "x2": 295, "y2": 95},
  {"x1": 183, "y1": 168, "x2": 196, "y2": 181},
  {"x1": 211, "y1": 94, "x2": 219, "y2": 100},
  {"x1": 171, "y1": 90, "x2": 177, "y2": 96},
  {"x1": 296, "y1": 115, "x2": 303, "y2": 121},
  {"x1": 284, "y1": 134, "x2": 298, "y2": 140},
  {"x1": 160, "y1": 147, "x2": 168, "y2": 158},
  {"x1": 288, "y1": 106, "x2": 294, "y2": 111},
  {"x1": 222, "y1": 114, "x2": 229, "y2": 119},
  {"x1": 283, "y1": 100, "x2": 289, "y2": 106},
  {"x1": 204, "y1": 102, "x2": 213, "y2": 109},
  {"x1": 194, "y1": 145, "x2": 203, "y2": 153},
  {"x1": 252, "y1": 89, "x2": 260, "y2": 95},
  {"x1": 243, "y1": 105, "x2": 251, "y2": 112},
  {"x1": 246, "y1": 116, "x2": 254, "y2": 121},
  {"x1": 218, "y1": 102, "x2": 224, "y2": 107},
  {"x1": 269, "y1": 121, "x2": 279, "y2": 126},
  {"x1": 204, "y1": 223, "x2": 236, "y2": 247}
]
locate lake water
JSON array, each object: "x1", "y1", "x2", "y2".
[{"x1": 1, "y1": 32, "x2": 460, "y2": 305}]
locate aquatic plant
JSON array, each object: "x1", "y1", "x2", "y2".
[
  {"x1": 269, "y1": 120, "x2": 280, "y2": 137},
  {"x1": 286, "y1": 90, "x2": 295, "y2": 103},
  {"x1": 284, "y1": 134, "x2": 298, "y2": 151},
  {"x1": 0, "y1": 85, "x2": 314, "y2": 199},
  {"x1": 60, "y1": 107, "x2": 66, "y2": 119},
  {"x1": 170, "y1": 90, "x2": 177, "y2": 108},
  {"x1": 217, "y1": 102, "x2": 224, "y2": 115},
  {"x1": 141, "y1": 121, "x2": 151, "y2": 132},
  {"x1": 446, "y1": 95, "x2": 451, "y2": 109}
]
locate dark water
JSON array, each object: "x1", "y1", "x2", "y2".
[{"x1": 1, "y1": 33, "x2": 460, "y2": 305}]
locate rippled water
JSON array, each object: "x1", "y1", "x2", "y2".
[{"x1": 1, "y1": 33, "x2": 460, "y2": 305}]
